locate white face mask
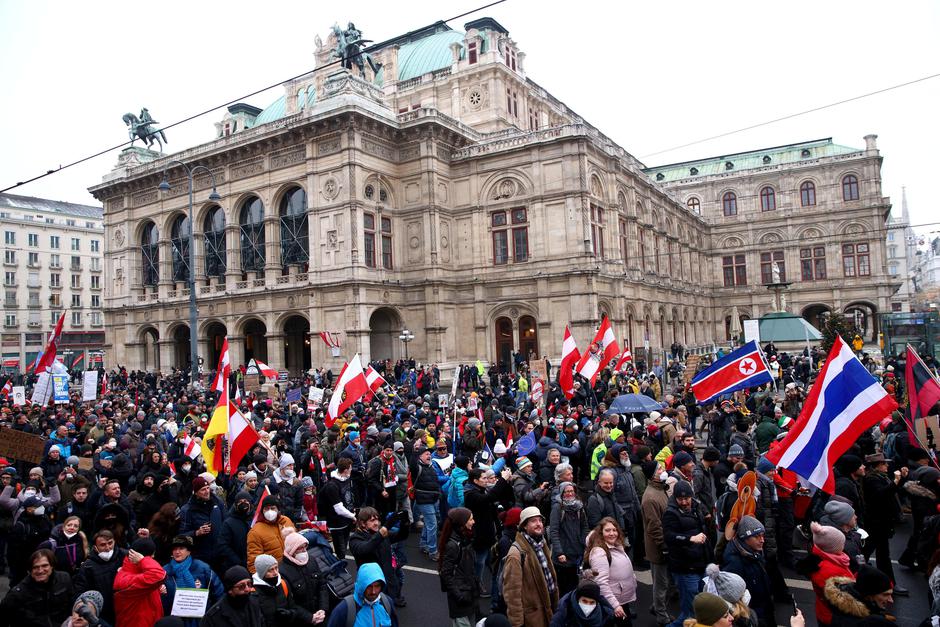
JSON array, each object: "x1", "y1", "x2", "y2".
[
  {"x1": 182, "y1": 464, "x2": 191, "y2": 473},
  {"x1": 98, "y1": 550, "x2": 113, "y2": 561},
  {"x1": 742, "y1": 589, "x2": 751, "y2": 607},
  {"x1": 264, "y1": 509, "x2": 278, "y2": 522},
  {"x1": 578, "y1": 602, "x2": 596, "y2": 616},
  {"x1": 283, "y1": 469, "x2": 296, "y2": 479},
  {"x1": 24, "y1": 489, "x2": 37, "y2": 497},
  {"x1": 64, "y1": 531, "x2": 77, "y2": 539},
  {"x1": 659, "y1": 472, "x2": 669, "y2": 482},
  {"x1": 33, "y1": 506, "x2": 45, "y2": 516}
]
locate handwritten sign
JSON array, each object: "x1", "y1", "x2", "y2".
[
  {"x1": 0, "y1": 428, "x2": 46, "y2": 464},
  {"x1": 170, "y1": 587, "x2": 209, "y2": 618},
  {"x1": 82, "y1": 370, "x2": 98, "y2": 402},
  {"x1": 309, "y1": 387, "x2": 324, "y2": 404},
  {"x1": 30, "y1": 373, "x2": 52, "y2": 406}
]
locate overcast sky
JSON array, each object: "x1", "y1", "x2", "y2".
[{"x1": 1, "y1": 0, "x2": 937, "y2": 238}]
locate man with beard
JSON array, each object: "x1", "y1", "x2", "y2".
[
  {"x1": 366, "y1": 441, "x2": 399, "y2": 519},
  {"x1": 201, "y1": 565, "x2": 266, "y2": 627},
  {"x1": 501, "y1": 506, "x2": 558, "y2": 627}
]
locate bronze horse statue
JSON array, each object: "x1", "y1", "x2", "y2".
[{"x1": 123, "y1": 110, "x2": 167, "y2": 152}]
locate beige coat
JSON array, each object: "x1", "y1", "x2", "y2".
[{"x1": 501, "y1": 532, "x2": 559, "y2": 627}]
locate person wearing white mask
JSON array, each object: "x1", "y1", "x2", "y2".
[
  {"x1": 73, "y1": 529, "x2": 126, "y2": 626},
  {"x1": 246, "y1": 495, "x2": 294, "y2": 573},
  {"x1": 640, "y1": 464, "x2": 673, "y2": 626},
  {"x1": 7, "y1": 495, "x2": 53, "y2": 582},
  {"x1": 549, "y1": 579, "x2": 615, "y2": 626},
  {"x1": 262, "y1": 453, "x2": 306, "y2": 525},
  {"x1": 42, "y1": 514, "x2": 87, "y2": 576}
]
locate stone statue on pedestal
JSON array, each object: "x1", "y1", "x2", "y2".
[
  {"x1": 331, "y1": 22, "x2": 382, "y2": 79},
  {"x1": 122, "y1": 108, "x2": 167, "y2": 152},
  {"x1": 772, "y1": 261, "x2": 781, "y2": 284}
]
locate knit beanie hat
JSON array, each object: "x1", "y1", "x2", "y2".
[
  {"x1": 516, "y1": 456, "x2": 532, "y2": 471},
  {"x1": 704, "y1": 563, "x2": 747, "y2": 604},
  {"x1": 29, "y1": 466, "x2": 43, "y2": 478},
  {"x1": 728, "y1": 444, "x2": 745, "y2": 457},
  {"x1": 447, "y1": 506, "x2": 472, "y2": 529},
  {"x1": 279, "y1": 453, "x2": 295, "y2": 469},
  {"x1": 575, "y1": 580, "x2": 602, "y2": 603},
  {"x1": 254, "y1": 554, "x2": 278, "y2": 578},
  {"x1": 673, "y1": 451, "x2": 694, "y2": 468},
  {"x1": 223, "y1": 565, "x2": 252, "y2": 590},
  {"x1": 836, "y1": 454, "x2": 864, "y2": 476},
  {"x1": 500, "y1": 507, "x2": 522, "y2": 528},
  {"x1": 284, "y1": 532, "x2": 308, "y2": 557},
  {"x1": 824, "y1": 499, "x2": 856, "y2": 527},
  {"x1": 131, "y1": 536, "x2": 157, "y2": 557},
  {"x1": 811, "y1": 522, "x2": 846, "y2": 554},
  {"x1": 756, "y1": 456, "x2": 775, "y2": 474},
  {"x1": 347, "y1": 431, "x2": 360, "y2": 442},
  {"x1": 673, "y1": 480, "x2": 694, "y2": 499},
  {"x1": 736, "y1": 515, "x2": 765, "y2": 540},
  {"x1": 191, "y1": 476, "x2": 209, "y2": 492},
  {"x1": 261, "y1": 494, "x2": 280, "y2": 510},
  {"x1": 855, "y1": 564, "x2": 892, "y2": 596},
  {"x1": 693, "y1": 592, "x2": 731, "y2": 626},
  {"x1": 73, "y1": 590, "x2": 104, "y2": 619}
]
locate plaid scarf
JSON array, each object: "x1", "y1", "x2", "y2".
[{"x1": 523, "y1": 531, "x2": 556, "y2": 596}]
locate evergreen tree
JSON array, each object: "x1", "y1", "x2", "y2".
[{"x1": 820, "y1": 312, "x2": 856, "y2": 354}]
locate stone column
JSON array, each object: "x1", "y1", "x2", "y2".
[
  {"x1": 263, "y1": 217, "x2": 280, "y2": 282},
  {"x1": 157, "y1": 339, "x2": 175, "y2": 374},
  {"x1": 225, "y1": 224, "x2": 241, "y2": 289},
  {"x1": 265, "y1": 333, "x2": 285, "y2": 372},
  {"x1": 228, "y1": 335, "x2": 246, "y2": 369}
]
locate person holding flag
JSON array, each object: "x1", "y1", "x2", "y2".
[{"x1": 575, "y1": 317, "x2": 619, "y2": 388}]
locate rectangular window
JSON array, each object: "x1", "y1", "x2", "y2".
[
  {"x1": 4, "y1": 291, "x2": 15, "y2": 307},
  {"x1": 512, "y1": 228, "x2": 528, "y2": 262},
  {"x1": 619, "y1": 218, "x2": 628, "y2": 264},
  {"x1": 50, "y1": 235, "x2": 60, "y2": 249},
  {"x1": 71, "y1": 255, "x2": 80, "y2": 270},
  {"x1": 66, "y1": 219, "x2": 76, "y2": 226},
  {"x1": 71, "y1": 311, "x2": 82, "y2": 326},
  {"x1": 27, "y1": 252, "x2": 38, "y2": 266},
  {"x1": 90, "y1": 275, "x2": 100, "y2": 289},
  {"x1": 3, "y1": 232, "x2": 13, "y2": 246},
  {"x1": 91, "y1": 312, "x2": 102, "y2": 326},
  {"x1": 760, "y1": 250, "x2": 786, "y2": 284},
  {"x1": 590, "y1": 204, "x2": 605, "y2": 257},
  {"x1": 50, "y1": 254, "x2": 60, "y2": 268},
  {"x1": 800, "y1": 247, "x2": 827, "y2": 281},
  {"x1": 4, "y1": 314, "x2": 15, "y2": 327},
  {"x1": 363, "y1": 212, "x2": 376, "y2": 268},
  {"x1": 654, "y1": 236, "x2": 661, "y2": 274},
  {"x1": 493, "y1": 230, "x2": 509, "y2": 265},
  {"x1": 90, "y1": 240, "x2": 100, "y2": 253},
  {"x1": 28, "y1": 292, "x2": 40, "y2": 308},
  {"x1": 50, "y1": 311, "x2": 57, "y2": 325},
  {"x1": 638, "y1": 228, "x2": 646, "y2": 271},
  {"x1": 27, "y1": 271, "x2": 39, "y2": 288},
  {"x1": 90, "y1": 258, "x2": 101, "y2": 271},
  {"x1": 842, "y1": 242, "x2": 870, "y2": 277},
  {"x1": 381, "y1": 217, "x2": 392, "y2": 270},
  {"x1": 722, "y1": 254, "x2": 747, "y2": 286},
  {"x1": 3, "y1": 251, "x2": 15, "y2": 264},
  {"x1": 71, "y1": 274, "x2": 81, "y2": 289},
  {"x1": 28, "y1": 233, "x2": 38, "y2": 247},
  {"x1": 468, "y1": 42, "x2": 477, "y2": 64},
  {"x1": 71, "y1": 238, "x2": 80, "y2": 251},
  {"x1": 91, "y1": 295, "x2": 100, "y2": 308},
  {"x1": 3, "y1": 272, "x2": 14, "y2": 286},
  {"x1": 71, "y1": 294, "x2": 81, "y2": 307},
  {"x1": 50, "y1": 273, "x2": 60, "y2": 287},
  {"x1": 50, "y1": 293, "x2": 61, "y2": 308},
  {"x1": 892, "y1": 302, "x2": 902, "y2": 312}
]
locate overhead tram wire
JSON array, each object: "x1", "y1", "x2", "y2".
[
  {"x1": 640, "y1": 71, "x2": 940, "y2": 160},
  {"x1": 0, "y1": 0, "x2": 509, "y2": 195}
]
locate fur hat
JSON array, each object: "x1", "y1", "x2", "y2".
[
  {"x1": 736, "y1": 515, "x2": 765, "y2": 540},
  {"x1": 704, "y1": 563, "x2": 747, "y2": 604},
  {"x1": 811, "y1": 522, "x2": 845, "y2": 554},
  {"x1": 693, "y1": 592, "x2": 731, "y2": 626},
  {"x1": 254, "y1": 554, "x2": 278, "y2": 578}
]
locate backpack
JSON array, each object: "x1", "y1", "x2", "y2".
[
  {"x1": 342, "y1": 592, "x2": 393, "y2": 627},
  {"x1": 493, "y1": 541, "x2": 526, "y2": 614},
  {"x1": 578, "y1": 547, "x2": 612, "y2": 582},
  {"x1": 883, "y1": 432, "x2": 899, "y2": 461}
]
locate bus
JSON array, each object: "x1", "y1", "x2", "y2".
[{"x1": 879, "y1": 311, "x2": 940, "y2": 361}]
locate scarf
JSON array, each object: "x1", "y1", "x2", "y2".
[
  {"x1": 562, "y1": 498, "x2": 583, "y2": 514},
  {"x1": 166, "y1": 555, "x2": 197, "y2": 589},
  {"x1": 731, "y1": 537, "x2": 762, "y2": 561},
  {"x1": 523, "y1": 532, "x2": 556, "y2": 596},
  {"x1": 309, "y1": 451, "x2": 326, "y2": 481}
]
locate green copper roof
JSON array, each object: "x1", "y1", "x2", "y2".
[
  {"x1": 396, "y1": 29, "x2": 464, "y2": 81},
  {"x1": 758, "y1": 311, "x2": 822, "y2": 342},
  {"x1": 644, "y1": 138, "x2": 863, "y2": 183},
  {"x1": 253, "y1": 87, "x2": 317, "y2": 127}
]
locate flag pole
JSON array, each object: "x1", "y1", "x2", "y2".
[{"x1": 903, "y1": 344, "x2": 940, "y2": 470}]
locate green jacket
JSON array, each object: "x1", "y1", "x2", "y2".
[{"x1": 753, "y1": 417, "x2": 780, "y2": 454}]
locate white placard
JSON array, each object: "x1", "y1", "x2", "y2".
[
  {"x1": 170, "y1": 587, "x2": 209, "y2": 618},
  {"x1": 30, "y1": 372, "x2": 52, "y2": 406},
  {"x1": 743, "y1": 319, "x2": 761, "y2": 344},
  {"x1": 11, "y1": 386, "x2": 25, "y2": 406},
  {"x1": 438, "y1": 393, "x2": 449, "y2": 408},
  {"x1": 309, "y1": 387, "x2": 324, "y2": 403},
  {"x1": 82, "y1": 370, "x2": 98, "y2": 402}
]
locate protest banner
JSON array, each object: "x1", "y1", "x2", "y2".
[
  {"x1": 0, "y1": 428, "x2": 46, "y2": 464},
  {"x1": 82, "y1": 370, "x2": 98, "y2": 402}
]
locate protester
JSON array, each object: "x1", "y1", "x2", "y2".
[
  {"x1": 501, "y1": 506, "x2": 559, "y2": 627},
  {"x1": 438, "y1": 506, "x2": 480, "y2": 627},
  {"x1": 161, "y1": 535, "x2": 223, "y2": 627},
  {"x1": 549, "y1": 481, "x2": 589, "y2": 597},
  {"x1": 549, "y1": 579, "x2": 615, "y2": 627},
  {"x1": 0, "y1": 548, "x2": 74, "y2": 626},
  {"x1": 201, "y1": 565, "x2": 266, "y2": 627},
  {"x1": 113, "y1": 537, "x2": 166, "y2": 627},
  {"x1": 583, "y1": 517, "x2": 636, "y2": 626},
  {"x1": 325, "y1": 562, "x2": 398, "y2": 627}
]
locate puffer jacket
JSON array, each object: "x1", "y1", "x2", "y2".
[
  {"x1": 723, "y1": 540, "x2": 772, "y2": 627},
  {"x1": 587, "y1": 544, "x2": 637, "y2": 608},
  {"x1": 251, "y1": 572, "x2": 311, "y2": 626},
  {"x1": 753, "y1": 473, "x2": 778, "y2": 556},
  {"x1": 824, "y1": 576, "x2": 892, "y2": 627},
  {"x1": 246, "y1": 513, "x2": 293, "y2": 573},
  {"x1": 796, "y1": 544, "x2": 854, "y2": 626},
  {"x1": 440, "y1": 533, "x2": 479, "y2": 618},
  {"x1": 113, "y1": 555, "x2": 165, "y2": 627},
  {"x1": 279, "y1": 555, "x2": 331, "y2": 616},
  {"x1": 661, "y1": 498, "x2": 712, "y2": 574}
]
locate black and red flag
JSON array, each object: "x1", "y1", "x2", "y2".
[{"x1": 905, "y1": 344, "x2": 940, "y2": 448}]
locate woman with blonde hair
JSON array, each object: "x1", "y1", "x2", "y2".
[
  {"x1": 41, "y1": 514, "x2": 88, "y2": 576},
  {"x1": 582, "y1": 516, "x2": 636, "y2": 626}
]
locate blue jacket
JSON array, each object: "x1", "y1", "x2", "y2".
[
  {"x1": 447, "y1": 466, "x2": 468, "y2": 508},
  {"x1": 178, "y1": 494, "x2": 225, "y2": 564},
  {"x1": 162, "y1": 556, "x2": 224, "y2": 627},
  {"x1": 722, "y1": 540, "x2": 772, "y2": 626},
  {"x1": 326, "y1": 562, "x2": 398, "y2": 627}
]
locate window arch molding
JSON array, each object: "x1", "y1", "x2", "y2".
[
  {"x1": 277, "y1": 185, "x2": 309, "y2": 269},
  {"x1": 238, "y1": 195, "x2": 266, "y2": 273},
  {"x1": 719, "y1": 190, "x2": 738, "y2": 216}
]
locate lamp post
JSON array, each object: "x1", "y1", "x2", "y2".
[
  {"x1": 398, "y1": 328, "x2": 415, "y2": 360},
  {"x1": 158, "y1": 161, "x2": 221, "y2": 388}
]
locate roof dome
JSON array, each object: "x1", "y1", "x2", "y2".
[{"x1": 396, "y1": 29, "x2": 464, "y2": 81}]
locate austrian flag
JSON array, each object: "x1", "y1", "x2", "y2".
[
  {"x1": 364, "y1": 365, "x2": 390, "y2": 400},
  {"x1": 576, "y1": 317, "x2": 619, "y2": 386},
  {"x1": 326, "y1": 353, "x2": 369, "y2": 427},
  {"x1": 558, "y1": 325, "x2": 581, "y2": 399}
]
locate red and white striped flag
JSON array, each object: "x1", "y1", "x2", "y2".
[
  {"x1": 254, "y1": 359, "x2": 278, "y2": 380},
  {"x1": 531, "y1": 378, "x2": 544, "y2": 404},
  {"x1": 0, "y1": 379, "x2": 11, "y2": 399},
  {"x1": 613, "y1": 348, "x2": 633, "y2": 372},
  {"x1": 251, "y1": 486, "x2": 272, "y2": 527},
  {"x1": 558, "y1": 325, "x2": 581, "y2": 400},
  {"x1": 318, "y1": 332, "x2": 341, "y2": 349},
  {"x1": 182, "y1": 435, "x2": 201, "y2": 460},
  {"x1": 35, "y1": 312, "x2": 66, "y2": 374},
  {"x1": 211, "y1": 338, "x2": 231, "y2": 393},
  {"x1": 364, "y1": 365, "x2": 389, "y2": 400},
  {"x1": 576, "y1": 317, "x2": 619, "y2": 387},
  {"x1": 326, "y1": 354, "x2": 369, "y2": 428}
]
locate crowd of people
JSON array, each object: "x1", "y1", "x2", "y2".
[{"x1": 0, "y1": 341, "x2": 936, "y2": 627}]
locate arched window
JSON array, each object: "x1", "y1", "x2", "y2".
[
  {"x1": 760, "y1": 186, "x2": 776, "y2": 211},
  {"x1": 203, "y1": 206, "x2": 226, "y2": 278},
  {"x1": 141, "y1": 221, "x2": 159, "y2": 286},
  {"x1": 842, "y1": 175, "x2": 859, "y2": 201},
  {"x1": 722, "y1": 191, "x2": 737, "y2": 216},
  {"x1": 239, "y1": 197, "x2": 266, "y2": 272},
  {"x1": 687, "y1": 197, "x2": 701, "y2": 214},
  {"x1": 800, "y1": 181, "x2": 816, "y2": 206},
  {"x1": 170, "y1": 214, "x2": 191, "y2": 282},
  {"x1": 279, "y1": 187, "x2": 309, "y2": 269}
]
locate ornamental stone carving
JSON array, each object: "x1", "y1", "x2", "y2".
[
  {"x1": 114, "y1": 228, "x2": 125, "y2": 247},
  {"x1": 322, "y1": 177, "x2": 341, "y2": 200}
]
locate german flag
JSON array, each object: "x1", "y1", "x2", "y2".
[{"x1": 905, "y1": 345, "x2": 940, "y2": 445}]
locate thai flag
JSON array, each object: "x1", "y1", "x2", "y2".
[
  {"x1": 690, "y1": 340, "x2": 773, "y2": 405},
  {"x1": 766, "y1": 335, "x2": 898, "y2": 493}
]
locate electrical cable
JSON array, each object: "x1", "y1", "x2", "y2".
[{"x1": 0, "y1": 0, "x2": 508, "y2": 195}]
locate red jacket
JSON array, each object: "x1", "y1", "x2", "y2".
[
  {"x1": 113, "y1": 555, "x2": 165, "y2": 627},
  {"x1": 808, "y1": 544, "x2": 854, "y2": 625}
]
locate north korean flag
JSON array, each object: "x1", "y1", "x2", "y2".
[{"x1": 690, "y1": 340, "x2": 773, "y2": 405}]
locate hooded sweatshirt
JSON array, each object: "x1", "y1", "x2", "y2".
[{"x1": 325, "y1": 562, "x2": 397, "y2": 627}]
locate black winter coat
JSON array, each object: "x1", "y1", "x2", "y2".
[
  {"x1": 0, "y1": 571, "x2": 74, "y2": 627},
  {"x1": 179, "y1": 493, "x2": 225, "y2": 564},
  {"x1": 722, "y1": 541, "x2": 773, "y2": 627},
  {"x1": 7, "y1": 512, "x2": 53, "y2": 577},
  {"x1": 661, "y1": 500, "x2": 712, "y2": 574},
  {"x1": 279, "y1": 557, "x2": 331, "y2": 615},
  {"x1": 348, "y1": 526, "x2": 406, "y2": 600},
  {"x1": 218, "y1": 507, "x2": 252, "y2": 572},
  {"x1": 440, "y1": 534, "x2": 480, "y2": 619},
  {"x1": 252, "y1": 576, "x2": 310, "y2": 626},
  {"x1": 549, "y1": 501, "x2": 588, "y2": 564},
  {"x1": 463, "y1": 477, "x2": 512, "y2": 552},
  {"x1": 73, "y1": 548, "x2": 127, "y2": 625},
  {"x1": 264, "y1": 475, "x2": 306, "y2": 524},
  {"x1": 585, "y1": 488, "x2": 623, "y2": 529},
  {"x1": 410, "y1": 459, "x2": 442, "y2": 505},
  {"x1": 861, "y1": 470, "x2": 900, "y2": 530},
  {"x1": 201, "y1": 594, "x2": 266, "y2": 627}
]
